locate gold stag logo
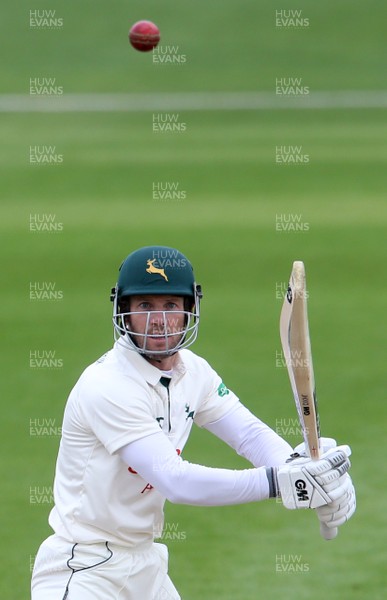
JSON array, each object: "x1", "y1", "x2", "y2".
[{"x1": 146, "y1": 259, "x2": 168, "y2": 281}]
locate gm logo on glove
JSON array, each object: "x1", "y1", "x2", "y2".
[{"x1": 295, "y1": 479, "x2": 309, "y2": 502}]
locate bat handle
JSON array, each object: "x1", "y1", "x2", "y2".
[{"x1": 320, "y1": 523, "x2": 338, "y2": 540}]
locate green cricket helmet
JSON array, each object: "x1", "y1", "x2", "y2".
[{"x1": 111, "y1": 246, "x2": 203, "y2": 356}]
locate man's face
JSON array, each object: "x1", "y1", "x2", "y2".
[{"x1": 125, "y1": 295, "x2": 186, "y2": 355}]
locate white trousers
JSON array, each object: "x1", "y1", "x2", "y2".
[{"x1": 31, "y1": 535, "x2": 180, "y2": 600}]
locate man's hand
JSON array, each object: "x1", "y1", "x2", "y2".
[{"x1": 266, "y1": 446, "x2": 351, "y2": 510}]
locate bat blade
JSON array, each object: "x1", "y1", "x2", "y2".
[
  {"x1": 280, "y1": 261, "x2": 337, "y2": 540},
  {"x1": 279, "y1": 261, "x2": 320, "y2": 459}
]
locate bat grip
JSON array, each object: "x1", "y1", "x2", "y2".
[{"x1": 320, "y1": 523, "x2": 338, "y2": 540}]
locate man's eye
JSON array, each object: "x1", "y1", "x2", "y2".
[
  {"x1": 166, "y1": 303, "x2": 178, "y2": 310},
  {"x1": 139, "y1": 303, "x2": 151, "y2": 310}
]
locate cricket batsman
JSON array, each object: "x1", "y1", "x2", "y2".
[{"x1": 31, "y1": 246, "x2": 356, "y2": 599}]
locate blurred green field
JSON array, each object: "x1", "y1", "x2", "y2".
[
  {"x1": 2, "y1": 0, "x2": 386, "y2": 93},
  {"x1": 1, "y1": 1, "x2": 387, "y2": 599}
]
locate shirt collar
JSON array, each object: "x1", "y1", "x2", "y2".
[{"x1": 115, "y1": 338, "x2": 187, "y2": 386}]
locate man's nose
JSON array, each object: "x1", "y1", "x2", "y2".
[{"x1": 149, "y1": 311, "x2": 165, "y2": 327}]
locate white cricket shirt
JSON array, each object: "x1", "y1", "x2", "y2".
[{"x1": 49, "y1": 341, "x2": 241, "y2": 548}]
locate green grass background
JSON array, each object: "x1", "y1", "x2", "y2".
[{"x1": 1, "y1": 1, "x2": 386, "y2": 598}]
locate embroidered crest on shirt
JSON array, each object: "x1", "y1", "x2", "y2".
[
  {"x1": 217, "y1": 382, "x2": 230, "y2": 397},
  {"x1": 185, "y1": 404, "x2": 195, "y2": 420}
]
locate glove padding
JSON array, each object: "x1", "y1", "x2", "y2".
[
  {"x1": 273, "y1": 445, "x2": 351, "y2": 510},
  {"x1": 316, "y1": 473, "x2": 356, "y2": 528}
]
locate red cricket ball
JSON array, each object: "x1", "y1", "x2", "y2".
[{"x1": 129, "y1": 20, "x2": 160, "y2": 52}]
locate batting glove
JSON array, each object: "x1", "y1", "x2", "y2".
[
  {"x1": 266, "y1": 446, "x2": 351, "y2": 510},
  {"x1": 316, "y1": 473, "x2": 356, "y2": 528},
  {"x1": 285, "y1": 439, "x2": 355, "y2": 524}
]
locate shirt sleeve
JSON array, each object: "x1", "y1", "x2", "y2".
[
  {"x1": 203, "y1": 402, "x2": 293, "y2": 466},
  {"x1": 193, "y1": 362, "x2": 240, "y2": 427},
  {"x1": 118, "y1": 431, "x2": 271, "y2": 506},
  {"x1": 77, "y1": 370, "x2": 161, "y2": 455}
]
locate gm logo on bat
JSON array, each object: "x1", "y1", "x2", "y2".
[
  {"x1": 302, "y1": 395, "x2": 311, "y2": 416},
  {"x1": 295, "y1": 479, "x2": 309, "y2": 501}
]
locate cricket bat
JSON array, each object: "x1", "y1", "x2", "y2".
[{"x1": 280, "y1": 261, "x2": 337, "y2": 540}]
